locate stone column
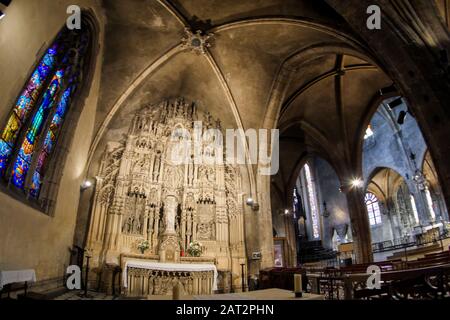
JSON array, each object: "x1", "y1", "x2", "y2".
[
  {"x1": 102, "y1": 195, "x2": 124, "y2": 264},
  {"x1": 343, "y1": 186, "x2": 373, "y2": 264},
  {"x1": 257, "y1": 174, "x2": 275, "y2": 269}
]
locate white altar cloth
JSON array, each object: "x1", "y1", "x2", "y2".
[
  {"x1": 123, "y1": 260, "x2": 218, "y2": 290},
  {"x1": 0, "y1": 269, "x2": 36, "y2": 290}
]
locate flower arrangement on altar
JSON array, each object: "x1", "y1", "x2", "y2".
[
  {"x1": 187, "y1": 241, "x2": 203, "y2": 257},
  {"x1": 137, "y1": 239, "x2": 150, "y2": 254}
]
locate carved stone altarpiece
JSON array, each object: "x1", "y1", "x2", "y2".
[{"x1": 86, "y1": 98, "x2": 246, "y2": 294}]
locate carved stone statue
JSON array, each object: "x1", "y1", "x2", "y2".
[{"x1": 164, "y1": 195, "x2": 178, "y2": 234}]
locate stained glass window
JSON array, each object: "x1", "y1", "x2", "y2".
[
  {"x1": 304, "y1": 164, "x2": 320, "y2": 239},
  {"x1": 365, "y1": 193, "x2": 382, "y2": 226},
  {"x1": 293, "y1": 188, "x2": 299, "y2": 218},
  {"x1": 0, "y1": 22, "x2": 91, "y2": 200}
]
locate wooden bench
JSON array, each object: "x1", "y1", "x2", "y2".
[{"x1": 0, "y1": 282, "x2": 29, "y2": 300}]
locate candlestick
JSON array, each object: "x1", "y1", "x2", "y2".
[{"x1": 294, "y1": 274, "x2": 303, "y2": 298}]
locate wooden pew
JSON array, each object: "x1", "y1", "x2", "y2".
[
  {"x1": 406, "y1": 255, "x2": 450, "y2": 269},
  {"x1": 337, "y1": 261, "x2": 399, "y2": 274},
  {"x1": 344, "y1": 263, "x2": 450, "y2": 300}
]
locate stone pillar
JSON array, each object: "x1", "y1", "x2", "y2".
[
  {"x1": 343, "y1": 186, "x2": 373, "y2": 264},
  {"x1": 257, "y1": 174, "x2": 275, "y2": 269},
  {"x1": 102, "y1": 195, "x2": 124, "y2": 264},
  {"x1": 283, "y1": 213, "x2": 297, "y2": 267}
]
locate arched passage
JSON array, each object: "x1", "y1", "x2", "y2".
[
  {"x1": 361, "y1": 96, "x2": 450, "y2": 257},
  {"x1": 365, "y1": 167, "x2": 418, "y2": 248},
  {"x1": 271, "y1": 149, "x2": 351, "y2": 266}
]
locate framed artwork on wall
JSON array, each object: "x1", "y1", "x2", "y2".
[{"x1": 273, "y1": 238, "x2": 286, "y2": 267}]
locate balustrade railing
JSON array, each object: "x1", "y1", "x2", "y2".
[{"x1": 372, "y1": 230, "x2": 449, "y2": 253}]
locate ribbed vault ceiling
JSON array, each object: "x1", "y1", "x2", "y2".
[{"x1": 90, "y1": 0, "x2": 393, "y2": 191}]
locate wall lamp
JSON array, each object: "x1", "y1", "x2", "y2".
[
  {"x1": 0, "y1": 11, "x2": 5, "y2": 20},
  {"x1": 246, "y1": 197, "x2": 259, "y2": 211},
  {"x1": 81, "y1": 180, "x2": 94, "y2": 191}
]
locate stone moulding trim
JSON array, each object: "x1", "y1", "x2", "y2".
[
  {"x1": 210, "y1": 17, "x2": 364, "y2": 45},
  {"x1": 203, "y1": 50, "x2": 256, "y2": 198},
  {"x1": 155, "y1": 0, "x2": 188, "y2": 27}
]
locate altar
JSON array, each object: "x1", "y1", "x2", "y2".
[{"x1": 123, "y1": 258, "x2": 218, "y2": 297}]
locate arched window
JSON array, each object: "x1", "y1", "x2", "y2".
[
  {"x1": 304, "y1": 164, "x2": 320, "y2": 239},
  {"x1": 292, "y1": 188, "x2": 299, "y2": 218},
  {"x1": 0, "y1": 21, "x2": 92, "y2": 202},
  {"x1": 365, "y1": 193, "x2": 382, "y2": 226},
  {"x1": 425, "y1": 187, "x2": 437, "y2": 221},
  {"x1": 410, "y1": 194, "x2": 419, "y2": 224}
]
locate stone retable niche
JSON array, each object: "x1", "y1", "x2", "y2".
[{"x1": 86, "y1": 98, "x2": 246, "y2": 296}]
